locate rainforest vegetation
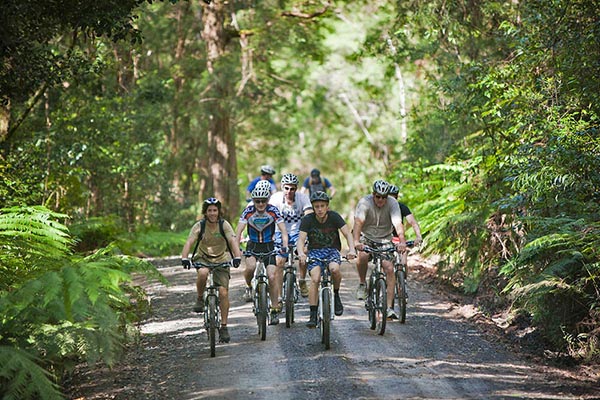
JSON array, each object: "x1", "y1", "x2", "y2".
[{"x1": 1, "y1": 0, "x2": 599, "y2": 398}]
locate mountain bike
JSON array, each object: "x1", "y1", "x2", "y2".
[
  {"x1": 192, "y1": 260, "x2": 232, "y2": 357},
  {"x1": 391, "y1": 240, "x2": 415, "y2": 323},
  {"x1": 244, "y1": 249, "x2": 279, "y2": 340},
  {"x1": 306, "y1": 255, "x2": 335, "y2": 350},
  {"x1": 363, "y1": 245, "x2": 396, "y2": 335},
  {"x1": 282, "y1": 244, "x2": 300, "y2": 328}
]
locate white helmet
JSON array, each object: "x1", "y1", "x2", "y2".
[
  {"x1": 280, "y1": 173, "x2": 299, "y2": 186},
  {"x1": 372, "y1": 179, "x2": 391, "y2": 196},
  {"x1": 260, "y1": 165, "x2": 276, "y2": 175},
  {"x1": 251, "y1": 184, "x2": 271, "y2": 199},
  {"x1": 389, "y1": 184, "x2": 400, "y2": 195}
]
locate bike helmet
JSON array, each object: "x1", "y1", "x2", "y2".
[
  {"x1": 372, "y1": 179, "x2": 391, "y2": 196},
  {"x1": 202, "y1": 197, "x2": 222, "y2": 214},
  {"x1": 251, "y1": 184, "x2": 271, "y2": 199},
  {"x1": 281, "y1": 173, "x2": 299, "y2": 186},
  {"x1": 310, "y1": 191, "x2": 330, "y2": 203},
  {"x1": 255, "y1": 179, "x2": 271, "y2": 190},
  {"x1": 389, "y1": 184, "x2": 400, "y2": 196},
  {"x1": 260, "y1": 165, "x2": 276, "y2": 175}
]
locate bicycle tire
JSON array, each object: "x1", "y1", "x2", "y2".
[
  {"x1": 208, "y1": 295, "x2": 217, "y2": 357},
  {"x1": 397, "y1": 269, "x2": 407, "y2": 323},
  {"x1": 321, "y1": 288, "x2": 331, "y2": 349},
  {"x1": 284, "y1": 271, "x2": 295, "y2": 328},
  {"x1": 368, "y1": 277, "x2": 376, "y2": 330},
  {"x1": 257, "y1": 282, "x2": 268, "y2": 341},
  {"x1": 376, "y1": 278, "x2": 387, "y2": 335}
]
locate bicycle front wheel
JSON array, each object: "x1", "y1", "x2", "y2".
[
  {"x1": 207, "y1": 295, "x2": 218, "y2": 357},
  {"x1": 320, "y1": 289, "x2": 331, "y2": 349},
  {"x1": 284, "y1": 271, "x2": 295, "y2": 328},
  {"x1": 368, "y1": 278, "x2": 376, "y2": 330},
  {"x1": 375, "y1": 278, "x2": 387, "y2": 335},
  {"x1": 396, "y1": 269, "x2": 407, "y2": 323},
  {"x1": 257, "y1": 282, "x2": 268, "y2": 341}
]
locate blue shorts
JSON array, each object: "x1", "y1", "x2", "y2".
[
  {"x1": 307, "y1": 248, "x2": 341, "y2": 273},
  {"x1": 275, "y1": 231, "x2": 299, "y2": 260}
]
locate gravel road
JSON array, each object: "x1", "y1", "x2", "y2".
[{"x1": 66, "y1": 255, "x2": 599, "y2": 400}]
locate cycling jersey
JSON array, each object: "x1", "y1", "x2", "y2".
[
  {"x1": 239, "y1": 204, "x2": 283, "y2": 243},
  {"x1": 269, "y1": 191, "x2": 312, "y2": 236},
  {"x1": 302, "y1": 176, "x2": 332, "y2": 195}
]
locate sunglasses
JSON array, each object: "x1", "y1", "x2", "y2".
[
  {"x1": 374, "y1": 194, "x2": 388, "y2": 200},
  {"x1": 254, "y1": 199, "x2": 268, "y2": 204},
  {"x1": 283, "y1": 186, "x2": 297, "y2": 191}
]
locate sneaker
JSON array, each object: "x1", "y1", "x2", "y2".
[
  {"x1": 269, "y1": 310, "x2": 280, "y2": 325},
  {"x1": 193, "y1": 298, "x2": 204, "y2": 313},
  {"x1": 334, "y1": 293, "x2": 344, "y2": 316},
  {"x1": 387, "y1": 309, "x2": 398, "y2": 320},
  {"x1": 306, "y1": 310, "x2": 317, "y2": 328},
  {"x1": 243, "y1": 286, "x2": 253, "y2": 302},
  {"x1": 299, "y1": 280, "x2": 309, "y2": 297},
  {"x1": 356, "y1": 283, "x2": 367, "y2": 300},
  {"x1": 218, "y1": 326, "x2": 230, "y2": 343}
]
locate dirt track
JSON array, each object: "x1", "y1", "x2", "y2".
[{"x1": 66, "y1": 255, "x2": 599, "y2": 399}]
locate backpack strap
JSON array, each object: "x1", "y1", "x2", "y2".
[
  {"x1": 190, "y1": 219, "x2": 206, "y2": 260},
  {"x1": 219, "y1": 219, "x2": 235, "y2": 258}
]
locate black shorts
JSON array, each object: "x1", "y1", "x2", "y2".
[{"x1": 246, "y1": 241, "x2": 277, "y2": 266}]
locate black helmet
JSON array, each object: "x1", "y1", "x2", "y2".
[
  {"x1": 389, "y1": 184, "x2": 400, "y2": 195},
  {"x1": 310, "y1": 191, "x2": 330, "y2": 203},
  {"x1": 202, "y1": 197, "x2": 222, "y2": 214}
]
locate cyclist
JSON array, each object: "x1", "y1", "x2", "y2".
[
  {"x1": 245, "y1": 165, "x2": 277, "y2": 201},
  {"x1": 269, "y1": 173, "x2": 313, "y2": 301},
  {"x1": 297, "y1": 191, "x2": 356, "y2": 328},
  {"x1": 300, "y1": 168, "x2": 336, "y2": 198},
  {"x1": 181, "y1": 197, "x2": 242, "y2": 343},
  {"x1": 389, "y1": 184, "x2": 423, "y2": 255},
  {"x1": 236, "y1": 181, "x2": 289, "y2": 325},
  {"x1": 353, "y1": 180, "x2": 407, "y2": 319}
]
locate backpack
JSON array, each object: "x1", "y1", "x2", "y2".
[{"x1": 191, "y1": 218, "x2": 234, "y2": 260}]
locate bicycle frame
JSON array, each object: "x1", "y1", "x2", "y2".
[
  {"x1": 363, "y1": 244, "x2": 395, "y2": 335},
  {"x1": 282, "y1": 244, "x2": 299, "y2": 327},
  {"x1": 307, "y1": 255, "x2": 335, "y2": 350},
  {"x1": 244, "y1": 249, "x2": 279, "y2": 340},
  {"x1": 193, "y1": 260, "x2": 230, "y2": 357}
]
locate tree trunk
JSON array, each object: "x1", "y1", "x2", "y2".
[{"x1": 201, "y1": 0, "x2": 239, "y2": 220}]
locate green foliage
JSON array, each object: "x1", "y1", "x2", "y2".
[
  {"x1": 122, "y1": 230, "x2": 188, "y2": 257},
  {"x1": 0, "y1": 206, "x2": 165, "y2": 399},
  {"x1": 69, "y1": 216, "x2": 126, "y2": 253}
]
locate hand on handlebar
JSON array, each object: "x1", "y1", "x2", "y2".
[
  {"x1": 279, "y1": 246, "x2": 288, "y2": 255},
  {"x1": 181, "y1": 258, "x2": 192, "y2": 270},
  {"x1": 346, "y1": 252, "x2": 356, "y2": 260},
  {"x1": 395, "y1": 242, "x2": 407, "y2": 252},
  {"x1": 232, "y1": 257, "x2": 241, "y2": 268},
  {"x1": 355, "y1": 243, "x2": 365, "y2": 251},
  {"x1": 298, "y1": 253, "x2": 307, "y2": 263}
]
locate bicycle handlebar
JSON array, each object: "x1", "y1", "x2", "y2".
[{"x1": 243, "y1": 249, "x2": 280, "y2": 260}]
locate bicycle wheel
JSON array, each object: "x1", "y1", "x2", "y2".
[
  {"x1": 397, "y1": 269, "x2": 407, "y2": 323},
  {"x1": 368, "y1": 277, "x2": 376, "y2": 330},
  {"x1": 375, "y1": 278, "x2": 387, "y2": 335},
  {"x1": 284, "y1": 271, "x2": 295, "y2": 328},
  {"x1": 207, "y1": 295, "x2": 217, "y2": 357},
  {"x1": 320, "y1": 288, "x2": 331, "y2": 349},
  {"x1": 257, "y1": 282, "x2": 268, "y2": 341}
]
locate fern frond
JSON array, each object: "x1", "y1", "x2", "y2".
[{"x1": 0, "y1": 346, "x2": 63, "y2": 400}]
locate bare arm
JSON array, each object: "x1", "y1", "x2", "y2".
[
  {"x1": 181, "y1": 235, "x2": 196, "y2": 259},
  {"x1": 277, "y1": 221, "x2": 289, "y2": 249},
  {"x1": 353, "y1": 217, "x2": 365, "y2": 251},
  {"x1": 297, "y1": 231, "x2": 308, "y2": 261},
  {"x1": 340, "y1": 224, "x2": 356, "y2": 259},
  {"x1": 328, "y1": 184, "x2": 336, "y2": 199},
  {"x1": 405, "y1": 214, "x2": 422, "y2": 245},
  {"x1": 235, "y1": 222, "x2": 246, "y2": 247}
]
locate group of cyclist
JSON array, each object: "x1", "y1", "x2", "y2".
[{"x1": 181, "y1": 165, "x2": 422, "y2": 343}]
